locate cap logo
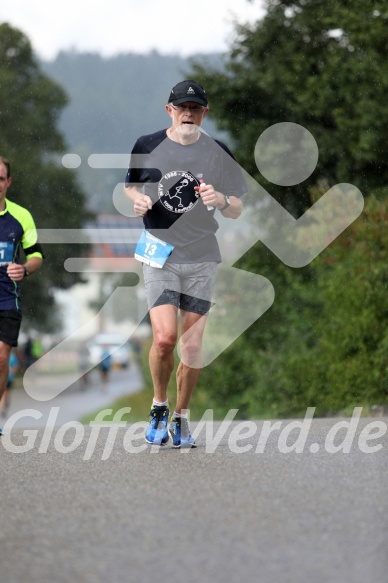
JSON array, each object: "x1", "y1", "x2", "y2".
[{"x1": 187, "y1": 87, "x2": 196, "y2": 94}]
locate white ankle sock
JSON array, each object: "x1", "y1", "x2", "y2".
[
  {"x1": 153, "y1": 399, "x2": 168, "y2": 407},
  {"x1": 173, "y1": 411, "x2": 188, "y2": 419}
]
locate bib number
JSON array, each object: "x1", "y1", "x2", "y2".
[
  {"x1": 135, "y1": 231, "x2": 174, "y2": 268},
  {"x1": 0, "y1": 242, "x2": 14, "y2": 266}
]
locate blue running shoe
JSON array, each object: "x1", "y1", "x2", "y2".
[
  {"x1": 169, "y1": 417, "x2": 197, "y2": 449},
  {"x1": 145, "y1": 405, "x2": 169, "y2": 445}
]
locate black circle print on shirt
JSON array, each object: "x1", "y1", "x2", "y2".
[{"x1": 158, "y1": 170, "x2": 200, "y2": 213}]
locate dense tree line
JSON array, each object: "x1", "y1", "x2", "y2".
[{"x1": 190, "y1": 0, "x2": 388, "y2": 416}]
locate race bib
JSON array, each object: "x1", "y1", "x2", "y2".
[
  {"x1": 134, "y1": 231, "x2": 174, "y2": 268},
  {"x1": 0, "y1": 242, "x2": 14, "y2": 266}
]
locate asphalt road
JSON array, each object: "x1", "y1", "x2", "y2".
[{"x1": 1, "y1": 411, "x2": 387, "y2": 583}]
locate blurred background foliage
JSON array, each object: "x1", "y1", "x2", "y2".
[{"x1": 190, "y1": 0, "x2": 388, "y2": 417}]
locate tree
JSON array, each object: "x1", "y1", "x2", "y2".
[
  {"x1": 290, "y1": 195, "x2": 388, "y2": 414},
  {"x1": 190, "y1": 0, "x2": 388, "y2": 213},
  {"x1": 0, "y1": 23, "x2": 91, "y2": 330},
  {"x1": 188, "y1": 1, "x2": 388, "y2": 417}
]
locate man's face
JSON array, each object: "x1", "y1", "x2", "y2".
[
  {"x1": 0, "y1": 163, "x2": 12, "y2": 206},
  {"x1": 167, "y1": 101, "x2": 208, "y2": 139}
]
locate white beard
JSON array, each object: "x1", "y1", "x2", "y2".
[{"x1": 175, "y1": 123, "x2": 200, "y2": 141}]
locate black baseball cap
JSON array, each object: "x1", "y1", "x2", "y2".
[{"x1": 168, "y1": 80, "x2": 208, "y2": 106}]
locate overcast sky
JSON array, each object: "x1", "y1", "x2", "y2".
[{"x1": 0, "y1": 0, "x2": 266, "y2": 60}]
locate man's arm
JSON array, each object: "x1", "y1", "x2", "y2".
[
  {"x1": 7, "y1": 256, "x2": 42, "y2": 282},
  {"x1": 24, "y1": 256, "x2": 43, "y2": 276},
  {"x1": 219, "y1": 195, "x2": 243, "y2": 219}
]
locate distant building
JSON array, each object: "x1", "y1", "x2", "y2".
[{"x1": 55, "y1": 214, "x2": 147, "y2": 339}]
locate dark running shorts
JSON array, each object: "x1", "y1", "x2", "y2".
[
  {"x1": 0, "y1": 310, "x2": 22, "y2": 347},
  {"x1": 143, "y1": 262, "x2": 217, "y2": 315}
]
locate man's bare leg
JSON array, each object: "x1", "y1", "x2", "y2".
[
  {"x1": 148, "y1": 304, "x2": 178, "y2": 402},
  {"x1": 175, "y1": 310, "x2": 207, "y2": 414}
]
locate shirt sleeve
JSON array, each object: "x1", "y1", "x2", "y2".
[
  {"x1": 19, "y1": 207, "x2": 43, "y2": 259},
  {"x1": 216, "y1": 140, "x2": 248, "y2": 199},
  {"x1": 124, "y1": 138, "x2": 145, "y2": 187}
]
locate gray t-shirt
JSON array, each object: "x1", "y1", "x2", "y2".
[{"x1": 125, "y1": 129, "x2": 247, "y2": 263}]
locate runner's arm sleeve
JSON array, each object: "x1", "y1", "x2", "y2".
[{"x1": 20, "y1": 208, "x2": 44, "y2": 259}]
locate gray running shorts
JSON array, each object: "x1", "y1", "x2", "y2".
[{"x1": 143, "y1": 262, "x2": 217, "y2": 315}]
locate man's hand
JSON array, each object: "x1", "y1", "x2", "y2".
[
  {"x1": 124, "y1": 185, "x2": 152, "y2": 217},
  {"x1": 194, "y1": 183, "x2": 242, "y2": 218},
  {"x1": 134, "y1": 195, "x2": 153, "y2": 217},
  {"x1": 194, "y1": 182, "x2": 221, "y2": 208},
  {"x1": 7, "y1": 263, "x2": 26, "y2": 282}
]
